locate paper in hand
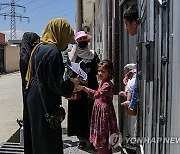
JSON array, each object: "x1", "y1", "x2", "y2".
[{"x1": 67, "y1": 62, "x2": 87, "y2": 80}]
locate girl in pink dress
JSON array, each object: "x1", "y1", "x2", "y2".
[{"x1": 76, "y1": 60, "x2": 118, "y2": 154}]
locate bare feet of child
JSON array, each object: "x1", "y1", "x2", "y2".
[
  {"x1": 119, "y1": 91, "x2": 127, "y2": 97},
  {"x1": 121, "y1": 100, "x2": 130, "y2": 106}
]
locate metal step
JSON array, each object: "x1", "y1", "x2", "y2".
[
  {"x1": 0, "y1": 142, "x2": 24, "y2": 154},
  {"x1": 0, "y1": 152, "x2": 23, "y2": 154}
]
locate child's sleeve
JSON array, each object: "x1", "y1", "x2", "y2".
[
  {"x1": 87, "y1": 88, "x2": 96, "y2": 99},
  {"x1": 88, "y1": 82, "x2": 111, "y2": 99}
]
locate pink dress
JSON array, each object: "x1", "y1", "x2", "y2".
[{"x1": 88, "y1": 81, "x2": 118, "y2": 149}]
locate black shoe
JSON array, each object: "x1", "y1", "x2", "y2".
[
  {"x1": 77, "y1": 141, "x2": 86, "y2": 149},
  {"x1": 91, "y1": 144, "x2": 97, "y2": 152}
]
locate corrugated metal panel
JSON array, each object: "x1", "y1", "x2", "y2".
[
  {"x1": 170, "y1": 0, "x2": 180, "y2": 153},
  {"x1": 137, "y1": 0, "x2": 172, "y2": 153}
]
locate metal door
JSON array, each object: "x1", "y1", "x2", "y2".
[
  {"x1": 137, "y1": 0, "x2": 171, "y2": 153},
  {"x1": 118, "y1": 0, "x2": 138, "y2": 150}
]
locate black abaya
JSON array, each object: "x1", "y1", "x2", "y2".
[
  {"x1": 26, "y1": 44, "x2": 74, "y2": 154},
  {"x1": 67, "y1": 53, "x2": 99, "y2": 140}
]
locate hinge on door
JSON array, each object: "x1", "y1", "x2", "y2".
[
  {"x1": 137, "y1": 18, "x2": 141, "y2": 25},
  {"x1": 158, "y1": 0, "x2": 168, "y2": 9},
  {"x1": 145, "y1": 41, "x2": 150, "y2": 49},
  {"x1": 161, "y1": 55, "x2": 168, "y2": 66},
  {"x1": 162, "y1": 1, "x2": 168, "y2": 8},
  {"x1": 138, "y1": 71, "x2": 142, "y2": 80},
  {"x1": 159, "y1": 114, "x2": 167, "y2": 125}
]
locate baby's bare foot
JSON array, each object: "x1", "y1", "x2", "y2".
[{"x1": 121, "y1": 101, "x2": 130, "y2": 106}]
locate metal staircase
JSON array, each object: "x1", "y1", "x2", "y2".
[
  {"x1": 0, "y1": 120, "x2": 24, "y2": 154},
  {"x1": 0, "y1": 142, "x2": 24, "y2": 154}
]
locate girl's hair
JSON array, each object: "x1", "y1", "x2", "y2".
[{"x1": 98, "y1": 59, "x2": 114, "y2": 80}]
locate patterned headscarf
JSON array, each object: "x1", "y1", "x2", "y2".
[{"x1": 25, "y1": 18, "x2": 74, "y2": 89}]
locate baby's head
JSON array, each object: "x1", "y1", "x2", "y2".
[
  {"x1": 124, "y1": 63, "x2": 136, "y2": 72},
  {"x1": 98, "y1": 60, "x2": 114, "y2": 81}
]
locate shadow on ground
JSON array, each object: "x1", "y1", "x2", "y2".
[{"x1": 63, "y1": 139, "x2": 97, "y2": 153}]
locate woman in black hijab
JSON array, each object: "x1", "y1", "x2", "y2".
[
  {"x1": 20, "y1": 32, "x2": 40, "y2": 93},
  {"x1": 19, "y1": 32, "x2": 40, "y2": 154}
]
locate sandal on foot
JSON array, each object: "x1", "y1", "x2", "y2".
[
  {"x1": 91, "y1": 144, "x2": 97, "y2": 152},
  {"x1": 77, "y1": 141, "x2": 86, "y2": 149}
]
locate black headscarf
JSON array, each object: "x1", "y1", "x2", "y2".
[{"x1": 20, "y1": 32, "x2": 40, "y2": 64}]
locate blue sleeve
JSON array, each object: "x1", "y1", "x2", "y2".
[{"x1": 129, "y1": 75, "x2": 139, "y2": 109}]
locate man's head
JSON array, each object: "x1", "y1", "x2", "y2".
[{"x1": 123, "y1": 5, "x2": 138, "y2": 36}]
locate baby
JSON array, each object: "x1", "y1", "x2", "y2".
[{"x1": 119, "y1": 64, "x2": 136, "y2": 113}]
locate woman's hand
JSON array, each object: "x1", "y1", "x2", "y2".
[
  {"x1": 74, "y1": 85, "x2": 90, "y2": 93},
  {"x1": 73, "y1": 85, "x2": 87, "y2": 93},
  {"x1": 79, "y1": 79, "x2": 88, "y2": 84},
  {"x1": 70, "y1": 77, "x2": 80, "y2": 86},
  {"x1": 74, "y1": 85, "x2": 84, "y2": 92}
]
